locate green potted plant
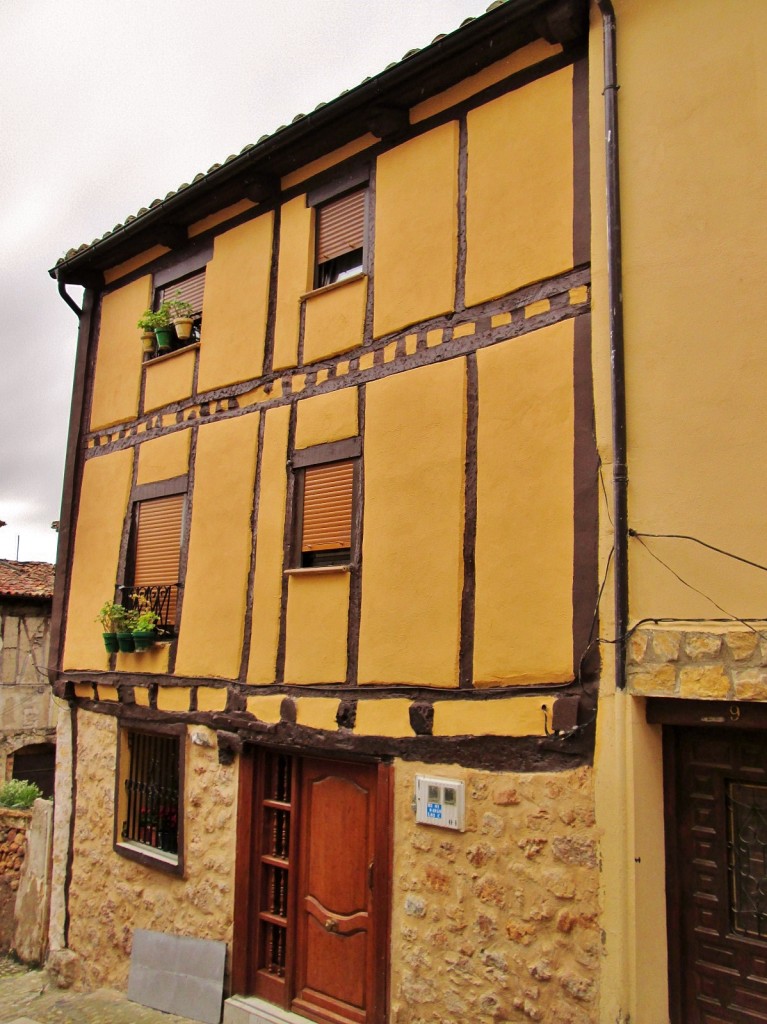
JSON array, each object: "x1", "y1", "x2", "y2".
[
  {"x1": 116, "y1": 605, "x2": 139, "y2": 653},
  {"x1": 96, "y1": 600, "x2": 126, "y2": 653},
  {"x1": 131, "y1": 599, "x2": 161, "y2": 652},
  {"x1": 136, "y1": 303, "x2": 174, "y2": 353},
  {"x1": 168, "y1": 291, "x2": 196, "y2": 341}
]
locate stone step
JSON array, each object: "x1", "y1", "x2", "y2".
[{"x1": 223, "y1": 995, "x2": 310, "y2": 1024}]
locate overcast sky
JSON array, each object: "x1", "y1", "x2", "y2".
[{"x1": 0, "y1": 0, "x2": 489, "y2": 565}]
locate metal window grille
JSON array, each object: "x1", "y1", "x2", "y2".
[{"x1": 122, "y1": 731, "x2": 179, "y2": 856}]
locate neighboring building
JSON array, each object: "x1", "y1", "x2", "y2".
[
  {"x1": 0, "y1": 560, "x2": 57, "y2": 797},
  {"x1": 46, "y1": 2, "x2": 767, "y2": 1023}
]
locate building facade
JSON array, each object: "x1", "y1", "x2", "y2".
[
  {"x1": 0, "y1": 560, "x2": 57, "y2": 796},
  {"x1": 48, "y1": 2, "x2": 767, "y2": 1023}
]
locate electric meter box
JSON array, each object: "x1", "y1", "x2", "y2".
[{"x1": 414, "y1": 775, "x2": 466, "y2": 831}]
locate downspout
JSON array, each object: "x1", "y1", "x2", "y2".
[
  {"x1": 57, "y1": 278, "x2": 83, "y2": 319},
  {"x1": 48, "y1": 276, "x2": 95, "y2": 964},
  {"x1": 597, "y1": 0, "x2": 629, "y2": 689}
]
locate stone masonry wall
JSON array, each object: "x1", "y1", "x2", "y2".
[
  {"x1": 65, "y1": 711, "x2": 237, "y2": 990},
  {"x1": 0, "y1": 806, "x2": 31, "y2": 952},
  {"x1": 627, "y1": 626, "x2": 767, "y2": 700},
  {"x1": 391, "y1": 762, "x2": 599, "y2": 1024}
]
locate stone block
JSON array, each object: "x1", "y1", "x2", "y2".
[
  {"x1": 680, "y1": 665, "x2": 730, "y2": 699},
  {"x1": 650, "y1": 630, "x2": 681, "y2": 662},
  {"x1": 726, "y1": 631, "x2": 759, "y2": 661},
  {"x1": 626, "y1": 630, "x2": 649, "y2": 665},
  {"x1": 627, "y1": 664, "x2": 677, "y2": 696},
  {"x1": 734, "y1": 669, "x2": 767, "y2": 701},
  {"x1": 684, "y1": 632, "x2": 722, "y2": 660}
]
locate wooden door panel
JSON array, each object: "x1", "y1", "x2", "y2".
[
  {"x1": 672, "y1": 728, "x2": 767, "y2": 1023},
  {"x1": 294, "y1": 758, "x2": 378, "y2": 1024}
]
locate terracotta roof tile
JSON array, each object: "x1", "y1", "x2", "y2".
[{"x1": 0, "y1": 560, "x2": 55, "y2": 599}]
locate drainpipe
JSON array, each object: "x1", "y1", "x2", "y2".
[
  {"x1": 597, "y1": 0, "x2": 629, "y2": 689},
  {"x1": 57, "y1": 278, "x2": 83, "y2": 319}
]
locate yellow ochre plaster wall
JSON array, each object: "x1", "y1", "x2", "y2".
[
  {"x1": 136, "y1": 429, "x2": 191, "y2": 484},
  {"x1": 103, "y1": 246, "x2": 169, "y2": 286},
  {"x1": 247, "y1": 406, "x2": 290, "y2": 684},
  {"x1": 611, "y1": 0, "x2": 767, "y2": 625},
  {"x1": 174, "y1": 415, "x2": 259, "y2": 679},
  {"x1": 90, "y1": 278, "x2": 151, "y2": 430},
  {"x1": 272, "y1": 197, "x2": 313, "y2": 370},
  {"x1": 63, "y1": 449, "x2": 134, "y2": 670},
  {"x1": 465, "y1": 66, "x2": 573, "y2": 307},
  {"x1": 295, "y1": 387, "x2": 358, "y2": 450},
  {"x1": 473, "y1": 321, "x2": 574, "y2": 686},
  {"x1": 198, "y1": 213, "x2": 274, "y2": 391},
  {"x1": 358, "y1": 359, "x2": 465, "y2": 686},
  {"x1": 302, "y1": 276, "x2": 367, "y2": 363},
  {"x1": 284, "y1": 572, "x2": 350, "y2": 684},
  {"x1": 410, "y1": 37, "x2": 561, "y2": 123},
  {"x1": 374, "y1": 122, "x2": 459, "y2": 338},
  {"x1": 143, "y1": 348, "x2": 196, "y2": 412}
]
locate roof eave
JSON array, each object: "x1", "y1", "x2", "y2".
[{"x1": 51, "y1": 0, "x2": 587, "y2": 286}]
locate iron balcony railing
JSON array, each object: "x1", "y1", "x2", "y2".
[{"x1": 118, "y1": 583, "x2": 180, "y2": 636}]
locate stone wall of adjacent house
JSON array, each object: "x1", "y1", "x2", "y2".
[
  {"x1": 0, "y1": 600, "x2": 58, "y2": 781},
  {"x1": 62, "y1": 711, "x2": 237, "y2": 991},
  {"x1": 0, "y1": 807, "x2": 31, "y2": 953},
  {"x1": 627, "y1": 626, "x2": 767, "y2": 700},
  {"x1": 390, "y1": 762, "x2": 599, "y2": 1024}
]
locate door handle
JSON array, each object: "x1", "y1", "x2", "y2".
[{"x1": 325, "y1": 917, "x2": 339, "y2": 933}]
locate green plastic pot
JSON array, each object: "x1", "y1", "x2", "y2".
[
  {"x1": 155, "y1": 326, "x2": 174, "y2": 351},
  {"x1": 132, "y1": 630, "x2": 157, "y2": 652},
  {"x1": 103, "y1": 632, "x2": 119, "y2": 653},
  {"x1": 116, "y1": 631, "x2": 135, "y2": 653}
]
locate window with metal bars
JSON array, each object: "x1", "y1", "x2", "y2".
[
  {"x1": 314, "y1": 189, "x2": 366, "y2": 288},
  {"x1": 291, "y1": 438, "x2": 360, "y2": 568},
  {"x1": 117, "y1": 727, "x2": 183, "y2": 872}
]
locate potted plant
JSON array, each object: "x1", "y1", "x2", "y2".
[
  {"x1": 96, "y1": 600, "x2": 126, "y2": 653},
  {"x1": 131, "y1": 601, "x2": 161, "y2": 652},
  {"x1": 136, "y1": 303, "x2": 174, "y2": 353},
  {"x1": 168, "y1": 291, "x2": 196, "y2": 341},
  {"x1": 116, "y1": 605, "x2": 139, "y2": 653}
]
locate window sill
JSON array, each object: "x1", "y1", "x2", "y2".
[
  {"x1": 284, "y1": 565, "x2": 353, "y2": 577},
  {"x1": 301, "y1": 273, "x2": 367, "y2": 302},
  {"x1": 115, "y1": 839, "x2": 182, "y2": 875},
  {"x1": 145, "y1": 340, "x2": 200, "y2": 366}
]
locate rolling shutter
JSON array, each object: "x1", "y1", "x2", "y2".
[
  {"x1": 134, "y1": 495, "x2": 184, "y2": 622},
  {"x1": 316, "y1": 190, "x2": 365, "y2": 264},
  {"x1": 301, "y1": 461, "x2": 354, "y2": 553},
  {"x1": 159, "y1": 269, "x2": 206, "y2": 314}
]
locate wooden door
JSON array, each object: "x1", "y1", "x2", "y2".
[
  {"x1": 232, "y1": 750, "x2": 390, "y2": 1024},
  {"x1": 293, "y1": 758, "x2": 380, "y2": 1024},
  {"x1": 668, "y1": 727, "x2": 767, "y2": 1023}
]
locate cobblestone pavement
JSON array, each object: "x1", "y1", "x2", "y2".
[{"x1": 0, "y1": 957, "x2": 199, "y2": 1024}]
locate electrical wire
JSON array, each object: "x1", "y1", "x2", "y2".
[
  {"x1": 631, "y1": 532, "x2": 766, "y2": 638},
  {"x1": 629, "y1": 529, "x2": 767, "y2": 576}
]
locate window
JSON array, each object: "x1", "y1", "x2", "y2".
[
  {"x1": 121, "y1": 478, "x2": 186, "y2": 634},
  {"x1": 314, "y1": 188, "x2": 366, "y2": 288},
  {"x1": 115, "y1": 726, "x2": 184, "y2": 873},
  {"x1": 291, "y1": 438, "x2": 360, "y2": 568},
  {"x1": 156, "y1": 267, "x2": 206, "y2": 345}
]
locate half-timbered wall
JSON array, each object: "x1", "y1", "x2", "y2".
[{"x1": 62, "y1": 45, "x2": 594, "y2": 727}]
